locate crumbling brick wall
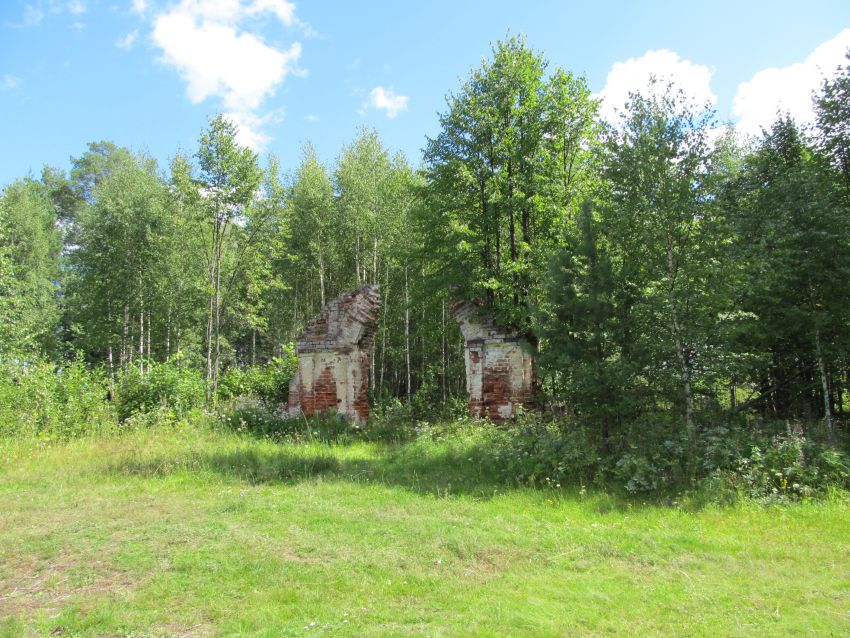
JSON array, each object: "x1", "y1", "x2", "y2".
[
  {"x1": 287, "y1": 285, "x2": 380, "y2": 424},
  {"x1": 450, "y1": 300, "x2": 537, "y2": 420}
]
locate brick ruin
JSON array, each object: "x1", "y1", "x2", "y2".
[
  {"x1": 450, "y1": 299, "x2": 537, "y2": 421},
  {"x1": 287, "y1": 284, "x2": 381, "y2": 424},
  {"x1": 287, "y1": 286, "x2": 536, "y2": 424}
]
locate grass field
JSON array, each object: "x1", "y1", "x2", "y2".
[{"x1": 1, "y1": 422, "x2": 848, "y2": 637}]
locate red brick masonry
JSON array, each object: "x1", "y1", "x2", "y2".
[
  {"x1": 287, "y1": 285, "x2": 381, "y2": 424},
  {"x1": 450, "y1": 300, "x2": 537, "y2": 421}
]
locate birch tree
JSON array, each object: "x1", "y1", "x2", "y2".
[
  {"x1": 602, "y1": 83, "x2": 717, "y2": 445},
  {"x1": 195, "y1": 115, "x2": 262, "y2": 402}
]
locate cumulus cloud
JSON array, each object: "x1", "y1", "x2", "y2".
[
  {"x1": 67, "y1": 1, "x2": 86, "y2": 14},
  {"x1": 1, "y1": 74, "x2": 22, "y2": 91},
  {"x1": 732, "y1": 29, "x2": 850, "y2": 137},
  {"x1": 367, "y1": 86, "x2": 408, "y2": 118},
  {"x1": 131, "y1": 0, "x2": 147, "y2": 14},
  {"x1": 22, "y1": 4, "x2": 45, "y2": 26},
  {"x1": 597, "y1": 49, "x2": 716, "y2": 122},
  {"x1": 115, "y1": 30, "x2": 138, "y2": 50},
  {"x1": 304, "y1": 113, "x2": 319, "y2": 122},
  {"x1": 222, "y1": 109, "x2": 283, "y2": 150},
  {"x1": 151, "y1": 0, "x2": 302, "y2": 149},
  {"x1": 245, "y1": 0, "x2": 295, "y2": 24}
]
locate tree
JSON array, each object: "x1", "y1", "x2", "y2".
[
  {"x1": 66, "y1": 151, "x2": 169, "y2": 373},
  {"x1": 0, "y1": 178, "x2": 62, "y2": 357},
  {"x1": 423, "y1": 35, "x2": 599, "y2": 336},
  {"x1": 814, "y1": 49, "x2": 850, "y2": 204},
  {"x1": 601, "y1": 81, "x2": 719, "y2": 449},
  {"x1": 0, "y1": 204, "x2": 22, "y2": 359},
  {"x1": 233, "y1": 155, "x2": 290, "y2": 364},
  {"x1": 541, "y1": 201, "x2": 622, "y2": 438},
  {"x1": 335, "y1": 128, "x2": 394, "y2": 288},
  {"x1": 724, "y1": 117, "x2": 850, "y2": 437},
  {"x1": 194, "y1": 115, "x2": 263, "y2": 402},
  {"x1": 288, "y1": 144, "x2": 336, "y2": 309}
]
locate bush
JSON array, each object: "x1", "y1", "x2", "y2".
[
  {"x1": 114, "y1": 359, "x2": 205, "y2": 421},
  {"x1": 608, "y1": 412, "x2": 692, "y2": 494},
  {"x1": 487, "y1": 414, "x2": 602, "y2": 488},
  {"x1": 219, "y1": 402, "x2": 356, "y2": 442},
  {"x1": 724, "y1": 434, "x2": 850, "y2": 501},
  {"x1": 468, "y1": 410, "x2": 850, "y2": 499},
  {"x1": 0, "y1": 358, "x2": 114, "y2": 439},
  {"x1": 218, "y1": 344, "x2": 298, "y2": 408}
]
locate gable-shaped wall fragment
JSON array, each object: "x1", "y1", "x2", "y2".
[{"x1": 287, "y1": 285, "x2": 380, "y2": 424}]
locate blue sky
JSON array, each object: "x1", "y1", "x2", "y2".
[{"x1": 2, "y1": 0, "x2": 850, "y2": 185}]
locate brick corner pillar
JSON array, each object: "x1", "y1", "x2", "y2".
[
  {"x1": 450, "y1": 299, "x2": 537, "y2": 421},
  {"x1": 287, "y1": 284, "x2": 381, "y2": 424}
]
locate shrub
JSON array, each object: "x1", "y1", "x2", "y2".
[
  {"x1": 218, "y1": 344, "x2": 298, "y2": 408},
  {"x1": 0, "y1": 358, "x2": 114, "y2": 439},
  {"x1": 487, "y1": 414, "x2": 602, "y2": 488},
  {"x1": 219, "y1": 401, "x2": 355, "y2": 442},
  {"x1": 114, "y1": 359, "x2": 205, "y2": 421},
  {"x1": 728, "y1": 434, "x2": 850, "y2": 501},
  {"x1": 609, "y1": 413, "x2": 692, "y2": 494}
]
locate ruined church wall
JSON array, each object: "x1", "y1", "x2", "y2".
[
  {"x1": 452, "y1": 300, "x2": 537, "y2": 421},
  {"x1": 287, "y1": 350, "x2": 370, "y2": 423},
  {"x1": 286, "y1": 285, "x2": 379, "y2": 424}
]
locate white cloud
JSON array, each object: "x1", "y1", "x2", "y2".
[
  {"x1": 115, "y1": 29, "x2": 138, "y2": 50},
  {"x1": 304, "y1": 113, "x2": 319, "y2": 122},
  {"x1": 11, "y1": 0, "x2": 88, "y2": 27},
  {"x1": 1, "y1": 74, "x2": 22, "y2": 91},
  {"x1": 245, "y1": 0, "x2": 295, "y2": 24},
  {"x1": 597, "y1": 49, "x2": 716, "y2": 122},
  {"x1": 23, "y1": 4, "x2": 45, "y2": 26},
  {"x1": 732, "y1": 29, "x2": 850, "y2": 137},
  {"x1": 131, "y1": 0, "x2": 147, "y2": 14},
  {"x1": 153, "y1": 11, "x2": 300, "y2": 111},
  {"x1": 151, "y1": 0, "x2": 302, "y2": 149},
  {"x1": 222, "y1": 109, "x2": 283, "y2": 150},
  {"x1": 367, "y1": 86, "x2": 408, "y2": 118}
]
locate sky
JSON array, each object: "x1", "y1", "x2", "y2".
[{"x1": 1, "y1": 0, "x2": 850, "y2": 185}]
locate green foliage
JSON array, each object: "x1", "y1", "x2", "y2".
[
  {"x1": 0, "y1": 178, "x2": 62, "y2": 357},
  {"x1": 0, "y1": 359, "x2": 113, "y2": 439},
  {"x1": 721, "y1": 117, "x2": 850, "y2": 429},
  {"x1": 814, "y1": 49, "x2": 850, "y2": 202},
  {"x1": 706, "y1": 433, "x2": 850, "y2": 502},
  {"x1": 487, "y1": 415, "x2": 602, "y2": 488},
  {"x1": 220, "y1": 403, "x2": 355, "y2": 442},
  {"x1": 197, "y1": 115, "x2": 264, "y2": 216},
  {"x1": 65, "y1": 148, "x2": 174, "y2": 365},
  {"x1": 478, "y1": 409, "x2": 850, "y2": 497},
  {"x1": 541, "y1": 201, "x2": 634, "y2": 429},
  {"x1": 423, "y1": 35, "x2": 600, "y2": 333},
  {"x1": 114, "y1": 359, "x2": 205, "y2": 422},
  {"x1": 218, "y1": 344, "x2": 298, "y2": 408},
  {"x1": 600, "y1": 82, "x2": 721, "y2": 436},
  {"x1": 195, "y1": 115, "x2": 266, "y2": 401}
]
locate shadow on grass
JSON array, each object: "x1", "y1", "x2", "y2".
[
  {"x1": 110, "y1": 443, "x2": 497, "y2": 493},
  {"x1": 106, "y1": 439, "x2": 636, "y2": 512}
]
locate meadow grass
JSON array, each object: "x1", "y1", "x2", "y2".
[{"x1": 0, "y1": 422, "x2": 848, "y2": 637}]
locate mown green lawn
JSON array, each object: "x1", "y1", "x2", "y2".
[{"x1": 1, "y1": 424, "x2": 848, "y2": 637}]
